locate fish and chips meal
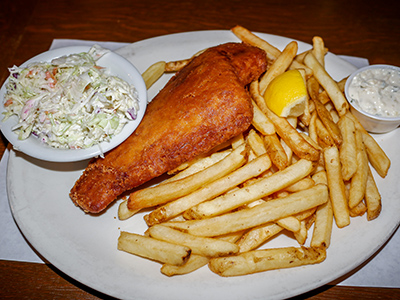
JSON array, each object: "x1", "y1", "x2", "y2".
[{"x1": 71, "y1": 26, "x2": 391, "y2": 277}]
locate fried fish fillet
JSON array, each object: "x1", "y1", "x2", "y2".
[{"x1": 70, "y1": 42, "x2": 267, "y2": 213}]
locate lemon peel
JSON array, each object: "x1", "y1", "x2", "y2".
[{"x1": 264, "y1": 69, "x2": 308, "y2": 118}]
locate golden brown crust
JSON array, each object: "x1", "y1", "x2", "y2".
[{"x1": 70, "y1": 42, "x2": 267, "y2": 213}]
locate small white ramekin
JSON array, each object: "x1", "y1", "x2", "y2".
[{"x1": 344, "y1": 64, "x2": 400, "y2": 134}]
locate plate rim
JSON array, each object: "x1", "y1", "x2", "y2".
[{"x1": 7, "y1": 30, "x2": 400, "y2": 300}]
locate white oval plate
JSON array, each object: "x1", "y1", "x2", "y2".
[
  {"x1": 7, "y1": 31, "x2": 400, "y2": 300},
  {"x1": 0, "y1": 46, "x2": 147, "y2": 162}
]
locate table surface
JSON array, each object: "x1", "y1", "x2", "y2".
[{"x1": 1, "y1": 0, "x2": 400, "y2": 299}]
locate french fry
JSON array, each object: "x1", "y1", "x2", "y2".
[
  {"x1": 259, "y1": 41, "x2": 298, "y2": 95},
  {"x1": 165, "y1": 48, "x2": 207, "y2": 72},
  {"x1": 283, "y1": 177, "x2": 315, "y2": 193},
  {"x1": 264, "y1": 133, "x2": 289, "y2": 170},
  {"x1": 128, "y1": 143, "x2": 248, "y2": 212},
  {"x1": 165, "y1": 149, "x2": 232, "y2": 180},
  {"x1": 311, "y1": 89, "x2": 343, "y2": 146},
  {"x1": 309, "y1": 111, "x2": 318, "y2": 143},
  {"x1": 118, "y1": 198, "x2": 141, "y2": 220},
  {"x1": 277, "y1": 216, "x2": 301, "y2": 233},
  {"x1": 231, "y1": 25, "x2": 281, "y2": 62},
  {"x1": 280, "y1": 138, "x2": 293, "y2": 164},
  {"x1": 294, "y1": 219, "x2": 308, "y2": 245},
  {"x1": 310, "y1": 198, "x2": 333, "y2": 248},
  {"x1": 345, "y1": 112, "x2": 390, "y2": 178},
  {"x1": 348, "y1": 129, "x2": 369, "y2": 209},
  {"x1": 251, "y1": 100, "x2": 275, "y2": 135},
  {"x1": 312, "y1": 36, "x2": 326, "y2": 67},
  {"x1": 148, "y1": 225, "x2": 239, "y2": 257},
  {"x1": 165, "y1": 59, "x2": 191, "y2": 72},
  {"x1": 237, "y1": 208, "x2": 316, "y2": 252},
  {"x1": 118, "y1": 231, "x2": 191, "y2": 266},
  {"x1": 349, "y1": 201, "x2": 367, "y2": 217},
  {"x1": 237, "y1": 223, "x2": 283, "y2": 252},
  {"x1": 337, "y1": 114, "x2": 358, "y2": 181},
  {"x1": 161, "y1": 254, "x2": 209, "y2": 276},
  {"x1": 186, "y1": 159, "x2": 315, "y2": 219},
  {"x1": 315, "y1": 117, "x2": 335, "y2": 148},
  {"x1": 304, "y1": 52, "x2": 349, "y2": 116},
  {"x1": 365, "y1": 167, "x2": 382, "y2": 221},
  {"x1": 145, "y1": 152, "x2": 271, "y2": 225},
  {"x1": 246, "y1": 129, "x2": 267, "y2": 156},
  {"x1": 323, "y1": 146, "x2": 350, "y2": 228},
  {"x1": 209, "y1": 246, "x2": 326, "y2": 276},
  {"x1": 318, "y1": 90, "x2": 331, "y2": 105},
  {"x1": 142, "y1": 61, "x2": 166, "y2": 89},
  {"x1": 166, "y1": 184, "x2": 328, "y2": 237}
]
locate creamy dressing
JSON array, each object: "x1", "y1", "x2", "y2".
[{"x1": 348, "y1": 67, "x2": 400, "y2": 118}]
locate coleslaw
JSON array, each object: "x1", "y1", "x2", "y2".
[{"x1": 2, "y1": 45, "x2": 140, "y2": 150}]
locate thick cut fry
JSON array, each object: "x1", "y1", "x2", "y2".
[
  {"x1": 323, "y1": 146, "x2": 350, "y2": 228},
  {"x1": 166, "y1": 184, "x2": 328, "y2": 237},
  {"x1": 237, "y1": 208, "x2": 316, "y2": 252},
  {"x1": 142, "y1": 61, "x2": 166, "y2": 89},
  {"x1": 365, "y1": 167, "x2": 382, "y2": 221},
  {"x1": 350, "y1": 201, "x2": 367, "y2": 217},
  {"x1": 209, "y1": 246, "x2": 326, "y2": 276},
  {"x1": 345, "y1": 112, "x2": 390, "y2": 178},
  {"x1": 187, "y1": 159, "x2": 315, "y2": 219},
  {"x1": 304, "y1": 52, "x2": 349, "y2": 116},
  {"x1": 165, "y1": 59, "x2": 191, "y2": 72},
  {"x1": 166, "y1": 149, "x2": 232, "y2": 179},
  {"x1": 312, "y1": 36, "x2": 326, "y2": 67},
  {"x1": 264, "y1": 134, "x2": 289, "y2": 170},
  {"x1": 117, "y1": 231, "x2": 191, "y2": 266},
  {"x1": 337, "y1": 115, "x2": 358, "y2": 181},
  {"x1": 283, "y1": 177, "x2": 315, "y2": 193},
  {"x1": 312, "y1": 170, "x2": 328, "y2": 185},
  {"x1": 237, "y1": 223, "x2": 283, "y2": 252},
  {"x1": 148, "y1": 225, "x2": 239, "y2": 257},
  {"x1": 118, "y1": 198, "x2": 141, "y2": 220},
  {"x1": 311, "y1": 198, "x2": 333, "y2": 248},
  {"x1": 251, "y1": 100, "x2": 275, "y2": 135},
  {"x1": 259, "y1": 41, "x2": 298, "y2": 95},
  {"x1": 161, "y1": 254, "x2": 209, "y2": 276},
  {"x1": 315, "y1": 117, "x2": 335, "y2": 148},
  {"x1": 246, "y1": 129, "x2": 267, "y2": 156},
  {"x1": 309, "y1": 111, "x2": 318, "y2": 143},
  {"x1": 231, "y1": 25, "x2": 281, "y2": 62},
  {"x1": 250, "y1": 81, "x2": 320, "y2": 162},
  {"x1": 128, "y1": 144, "x2": 248, "y2": 212},
  {"x1": 145, "y1": 153, "x2": 271, "y2": 225},
  {"x1": 294, "y1": 219, "x2": 308, "y2": 245},
  {"x1": 309, "y1": 80, "x2": 342, "y2": 146},
  {"x1": 318, "y1": 90, "x2": 331, "y2": 105},
  {"x1": 277, "y1": 216, "x2": 301, "y2": 233},
  {"x1": 348, "y1": 129, "x2": 369, "y2": 209}
]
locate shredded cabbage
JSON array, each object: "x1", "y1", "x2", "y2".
[{"x1": 2, "y1": 45, "x2": 140, "y2": 150}]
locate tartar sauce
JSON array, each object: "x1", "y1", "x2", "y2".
[{"x1": 347, "y1": 66, "x2": 400, "y2": 117}]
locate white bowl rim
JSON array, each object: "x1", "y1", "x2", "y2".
[
  {"x1": 0, "y1": 46, "x2": 147, "y2": 162},
  {"x1": 345, "y1": 64, "x2": 400, "y2": 122}
]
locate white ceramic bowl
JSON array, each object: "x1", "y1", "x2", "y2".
[
  {"x1": 344, "y1": 64, "x2": 400, "y2": 134},
  {"x1": 0, "y1": 46, "x2": 147, "y2": 162}
]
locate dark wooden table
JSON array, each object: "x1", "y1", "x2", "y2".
[{"x1": 1, "y1": 0, "x2": 399, "y2": 299}]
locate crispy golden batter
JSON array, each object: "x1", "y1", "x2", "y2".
[{"x1": 70, "y1": 42, "x2": 267, "y2": 213}]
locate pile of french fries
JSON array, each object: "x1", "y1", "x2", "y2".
[{"x1": 117, "y1": 25, "x2": 391, "y2": 277}]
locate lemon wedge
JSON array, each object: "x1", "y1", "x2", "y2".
[{"x1": 263, "y1": 69, "x2": 308, "y2": 118}]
